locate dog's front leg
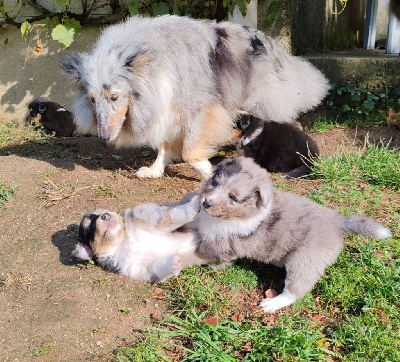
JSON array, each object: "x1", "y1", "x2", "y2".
[{"x1": 136, "y1": 142, "x2": 176, "y2": 178}]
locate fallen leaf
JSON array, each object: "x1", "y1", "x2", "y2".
[
  {"x1": 240, "y1": 341, "x2": 253, "y2": 351},
  {"x1": 359, "y1": 182, "x2": 368, "y2": 190},
  {"x1": 231, "y1": 312, "x2": 244, "y2": 322},
  {"x1": 336, "y1": 185, "x2": 349, "y2": 190},
  {"x1": 265, "y1": 288, "x2": 279, "y2": 298},
  {"x1": 151, "y1": 287, "x2": 165, "y2": 299},
  {"x1": 202, "y1": 315, "x2": 218, "y2": 326},
  {"x1": 261, "y1": 314, "x2": 279, "y2": 326},
  {"x1": 33, "y1": 39, "x2": 43, "y2": 58}
]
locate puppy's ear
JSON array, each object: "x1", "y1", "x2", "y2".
[
  {"x1": 38, "y1": 103, "x2": 47, "y2": 113},
  {"x1": 60, "y1": 52, "x2": 86, "y2": 81},
  {"x1": 72, "y1": 242, "x2": 94, "y2": 261},
  {"x1": 239, "y1": 115, "x2": 251, "y2": 130},
  {"x1": 254, "y1": 186, "x2": 271, "y2": 209}
]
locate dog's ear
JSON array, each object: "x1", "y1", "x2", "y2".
[
  {"x1": 72, "y1": 242, "x2": 94, "y2": 261},
  {"x1": 239, "y1": 115, "x2": 252, "y2": 130},
  {"x1": 124, "y1": 51, "x2": 153, "y2": 71},
  {"x1": 254, "y1": 185, "x2": 271, "y2": 209},
  {"x1": 60, "y1": 52, "x2": 86, "y2": 81}
]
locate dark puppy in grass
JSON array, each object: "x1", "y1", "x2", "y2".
[
  {"x1": 195, "y1": 157, "x2": 392, "y2": 312},
  {"x1": 237, "y1": 114, "x2": 319, "y2": 178},
  {"x1": 27, "y1": 97, "x2": 76, "y2": 137}
]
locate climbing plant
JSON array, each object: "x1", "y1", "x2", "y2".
[{"x1": 1, "y1": 0, "x2": 251, "y2": 51}]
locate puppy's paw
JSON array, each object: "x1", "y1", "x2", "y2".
[
  {"x1": 170, "y1": 253, "x2": 182, "y2": 276},
  {"x1": 259, "y1": 290, "x2": 297, "y2": 313},
  {"x1": 135, "y1": 166, "x2": 164, "y2": 179},
  {"x1": 186, "y1": 195, "x2": 201, "y2": 219}
]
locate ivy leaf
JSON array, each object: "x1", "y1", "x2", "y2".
[
  {"x1": 42, "y1": 17, "x2": 52, "y2": 33},
  {"x1": 52, "y1": 24, "x2": 74, "y2": 48},
  {"x1": 0, "y1": 6, "x2": 7, "y2": 16},
  {"x1": 128, "y1": 0, "x2": 141, "y2": 15},
  {"x1": 52, "y1": 16, "x2": 60, "y2": 26},
  {"x1": 51, "y1": 18, "x2": 81, "y2": 47},
  {"x1": 64, "y1": 17, "x2": 81, "y2": 32},
  {"x1": 21, "y1": 21, "x2": 31, "y2": 40},
  {"x1": 152, "y1": 2, "x2": 170, "y2": 16}
]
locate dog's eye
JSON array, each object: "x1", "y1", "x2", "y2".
[
  {"x1": 209, "y1": 178, "x2": 218, "y2": 188},
  {"x1": 229, "y1": 194, "x2": 239, "y2": 203},
  {"x1": 110, "y1": 94, "x2": 118, "y2": 102},
  {"x1": 101, "y1": 213, "x2": 111, "y2": 220}
]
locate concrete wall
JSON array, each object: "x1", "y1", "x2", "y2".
[{"x1": 0, "y1": 25, "x2": 101, "y2": 124}]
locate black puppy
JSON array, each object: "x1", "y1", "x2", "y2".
[
  {"x1": 237, "y1": 115, "x2": 320, "y2": 178},
  {"x1": 27, "y1": 97, "x2": 76, "y2": 137}
]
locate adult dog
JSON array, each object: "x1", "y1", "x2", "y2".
[{"x1": 60, "y1": 15, "x2": 329, "y2": 179}]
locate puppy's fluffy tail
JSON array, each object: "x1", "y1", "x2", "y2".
[{"x1": 341, "y1": 216, "x2": 392, "y2": 240}]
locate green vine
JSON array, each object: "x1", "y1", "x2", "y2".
[{"x1": 1, "y1": 0, "x2": 252, "y2": 52}]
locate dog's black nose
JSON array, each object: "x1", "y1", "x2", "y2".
[
  {"x1": 99, "y1": 133, "x2": 110, "y2": 142},
  {"x1": 203, "y1": 199, "x2": 212, "y2": 209}
]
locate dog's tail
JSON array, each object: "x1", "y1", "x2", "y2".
[{"x1": 340, "y1": 215, "x2": 392, "y2": 240}]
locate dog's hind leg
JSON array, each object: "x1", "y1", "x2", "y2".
[
  {"x1": 135, "y1": 142, "x2": 177, "y2": 178},
  {"x1": 151, "y1": 253, "x2": 182, "y2": 283}
]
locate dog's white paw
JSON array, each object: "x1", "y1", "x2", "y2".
[
  {"x1": 259, "y1": 290, "x2": 297, "y2": 313},
  {"x1": 259, "y1": 298, "x2": 281, "y2": 313},
  {"x1": 170, "y1": 253, "x2": 182, "y2": 276},
  {"x1": 135, "y1": 166, "x2": 164, "y2": 179}
]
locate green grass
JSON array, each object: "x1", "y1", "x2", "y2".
[
  {"x1": 114, "y1": 142, "x2": 399, "y2": 360},
  {"x1": 0, "y1": 121, "x2": 61, "y2": 158},
  {"x1": 0, "y1": 183, "x2": 18, "y2": 207},
  {"x1": 310, "y1": 142, "x2": 400, "y2": 190},
  {"x1": 304, "y1": 114, "x2": 387, "y2": 133}
]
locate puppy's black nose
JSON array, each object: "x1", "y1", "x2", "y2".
[{"x1": 203, "y1": 199, "x2": 212, "y2": 209}]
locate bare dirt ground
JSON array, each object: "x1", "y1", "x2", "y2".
[{"x1": 0, "y1": 124, "x2": 399, "y2": 361}]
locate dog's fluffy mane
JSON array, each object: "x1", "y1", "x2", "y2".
[{"x1": 60, "y1": 16, "x2": 329, "y2": 178}]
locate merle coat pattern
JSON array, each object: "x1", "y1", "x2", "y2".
[
  {"x1": 60, "y1": 15, "x2": 329, "y2": 179},
  {"x1": 195, "y1": 157, "x2": 392, "y2": 312}
]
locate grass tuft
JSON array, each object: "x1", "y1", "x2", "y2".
[{"x1": 115, "y1": 140, "x2": 399, "y2": 360}]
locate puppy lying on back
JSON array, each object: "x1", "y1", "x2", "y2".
[
  {"x1": 73, "y1": 195, "x2": 207, "y2": 283},
  {"x1": 237, "y1": 115, "x2": 320, "y2": 178},
  {"x1": 195, "y1": 157, "x2": 392, "y2": 312},
  {"x1": 27, "y1": 97, "x2": 76, "y2": 137}
]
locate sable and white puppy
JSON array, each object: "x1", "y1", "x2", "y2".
[
  {"x1": 237, "y1": 114, "x2": 320, "y2": 178},
  {"x1": 27, "y1": 97, "x2": 76, "y2": 137},
  {"x1": 73, "y1": 195, "x2": 206, "y2": 283},
  {"x1": 60, "y1": 15, "x2": 329, "y2": 179},
  {"x1": 195, "y1": 157, "x2": 392, "y2": 312}
]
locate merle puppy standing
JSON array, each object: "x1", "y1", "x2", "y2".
[
  {"x1": 194, "y1": 157, "x2": 392, "y2": 313},
  {"x1": 60, "y1": 15, "x2": 329, "y2": 179}
]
